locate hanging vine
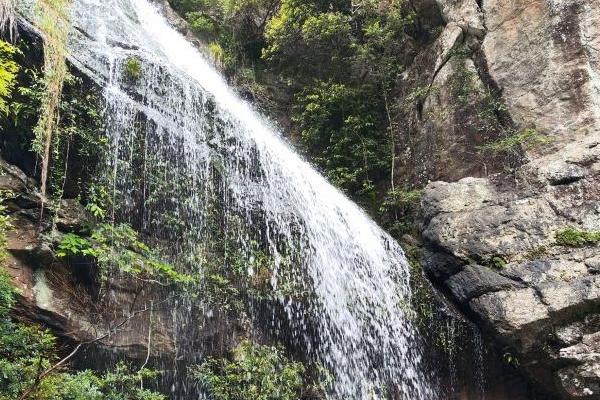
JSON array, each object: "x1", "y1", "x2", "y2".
[
  {"x1": 0, "y1": 0, "x2": 16, "y2": 41},
  {"x1": 32, "y1": 0, "x2": 71, "y2": 201}
]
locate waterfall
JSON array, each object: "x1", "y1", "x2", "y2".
[{"x1": 50, "y1": 0, "x2": 436, "y2": 397}]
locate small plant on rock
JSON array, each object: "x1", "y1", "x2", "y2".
[
  {"x1": 488, "y1": 255, "x2": 507, "y2": 270},
  {"x1": 480, "y1": 128, "x2": 551, "y2": 154},
  {"x1": 555, "y1": 228, "x2": 600, "y2": 248},
  {"x1": 123, "y1": 56, "x2": 142, "y2": 81}
]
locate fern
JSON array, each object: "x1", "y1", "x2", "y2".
[{"x1": 0, "y1": 40, "x2": 19, "y2": 117}]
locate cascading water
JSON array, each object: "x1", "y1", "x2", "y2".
[{"x1": 29, "y1": 0, "x2": 437, "y2": 397}]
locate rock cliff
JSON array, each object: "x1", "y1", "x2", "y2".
[{"x1": 414, "y1": 1, "x2": 600, "y2": 398}]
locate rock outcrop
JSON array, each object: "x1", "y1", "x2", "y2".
[{"x1": 415, "y1": 0, "x2": 600, "y2": 398}]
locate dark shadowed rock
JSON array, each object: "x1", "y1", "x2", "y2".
[{"x1": 446, "y1": 265, "x2": 523, "y2": 302}]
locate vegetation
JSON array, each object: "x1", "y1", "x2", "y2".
[
  {"x1": 479, "y1": 128, "x2": 551, "y2": 154},
  {"x1": 123, "y1": 56, "x2": 143, "y2": 81},
  {"x1": 0, "y1": 40, "x2": 18, "y2": 116},
  {"x1": 487, "y1": 255, "x2": 507, "y2": 270},
  {"x1": 57, "y1": 223, "x2": 194, "y2": 286},
  {"x1": 0, "y1": 193, "x2": 166, "y2": 399},
  {"x1": 168, "y1": 0, "x2": 422, "y2": 213},
  {"x1": 34, "y1": 0, "x2": 72, "y2": 199},
  {"x1": 192, "y1": 339, "x2": 305, "y2": 400},
  {"x1": 555, "y1": 228, "x2": 600, "y2": 248},
  {"x1": 379, "y1": 188, "x2": 423, "y2": 236}
]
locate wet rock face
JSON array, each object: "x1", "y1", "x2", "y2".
[{"x1": 416, "y1": 0, "x2": 600, "y2": 398}]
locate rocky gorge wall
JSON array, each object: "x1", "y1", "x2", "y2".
[{"x1": 408, "y1": 0, "x2": 600, "y2": 398}]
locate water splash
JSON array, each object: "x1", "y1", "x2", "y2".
[{"x1": 62, "y1": 0, "x2": 436, "y2": 397}]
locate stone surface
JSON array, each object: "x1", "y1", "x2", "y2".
[
  {"x1": 55, "y1": 198, "x2": 90, "y2": 232},
  {"x1": 556, "y1": 332, "x2": 600, "y2": 398},
  {"x1": 482, "y1": 0, "x2": 600, "y2": 146},
  {"x1": 446, "y1": 265, "x2": 521, "y2": 303},
  {"x1": 470, "y1": 288, "x2": 551, "y2": 351},
  {"x1": 0, "y1": 158, "x2": 244, "y2": 364},
  {"x1": 417, "y1": 0, "x2": 600, "y2": 398},
  {"x1": 435, "y1": 0, "x2": 485, "y2": 37}
]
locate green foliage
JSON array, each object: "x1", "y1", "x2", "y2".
[
  {"x1": 0, "y1": 194, "x2": 164, "y2": 399},
  {"x1": 53, "y1": 363, "x2": 167, "y2": 400},
  {"x1": 379, "y1": 188, "x2": 423, "y2": 236},
  {"x1": 57, "y1": 223, "x2": 193, "y2": 286},
  {"x1": 487, "y1": 255, "x2": 507, "y2": 270},
  {"x1": 33, "y1": 0, "x2": 73, "y2": 197},
  {"x1": 169, "y1": 0, "x2": 279, "y2": 73},
  {"x1": 555, "y1": 228, "x2": 600, "y2": 248},
  {"x1": 293, "y1": 80, "x2": 389, "y2": 206},
  {"x1": 208, "y1": 41, "x2": 226, "y2": 65},
  {"x1": 192, "y1": 339, "x2": 305, "y2": 400},
  {"x1": 123, "y1": 56, "x2": 142, "y2": 81},
  {"x1": 480, "y1": 128, "x2": 551, "y2": 154},
  {"x1": 85, "y1": 183, "x2": 111, "y2": 219},
  {"x1": 0, "y1": 40, "x2": 19, "y2": 117}
]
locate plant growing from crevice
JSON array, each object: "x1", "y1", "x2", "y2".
[
  {"x1": 479, "y1": 128, "x2": 551, "y2": 155},
  {"x1": 487, "y1": 255, "x2": 507, "y2": 270},
  {"x1": 555, "y1": 228, "x2": 600, "y2": 248},
  {"x1": 123, "y1": 56, "x2": 142, "y2": 81}
]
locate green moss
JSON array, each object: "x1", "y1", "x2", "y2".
[
  {"x1": 123, "y1": 56, "x2": 142, "y2": 81},
  {"x1": 555, "y1": 228, "x2": 600, "y2": 248}
]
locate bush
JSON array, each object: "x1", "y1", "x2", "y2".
[
  {"x1": 488, "y1": 255, "x2": 507, "y2": 270},
  {"x1": 192, "y1": 340, "x2": 305, "y2": 400},
  {"x1": 480, "y1": 128, "x2": 551, "y2": 154},
  {"x1": 0, "y1": 40, "x2": 19, "y2": 116}
]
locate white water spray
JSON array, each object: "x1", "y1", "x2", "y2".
[{"x1": 60, "y1": 0, "x2": 436, "y2": 397}]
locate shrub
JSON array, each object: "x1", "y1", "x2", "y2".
[
  {"x1": 191, "y1": 339, "x2": 305, "y2": 400},
  {"x1": 0, "y1": 40, "x2": 19, "y2": 116},
  {"x1": 56, "y1": 223, "x2": 193, "y2": 286},
  {"x1": 488, "y1": 255, "x2": 507, "y2": 270}
]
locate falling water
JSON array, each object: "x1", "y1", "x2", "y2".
[{"x1": 26, "y1": 0, "x2": 436, "y2": 397}]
